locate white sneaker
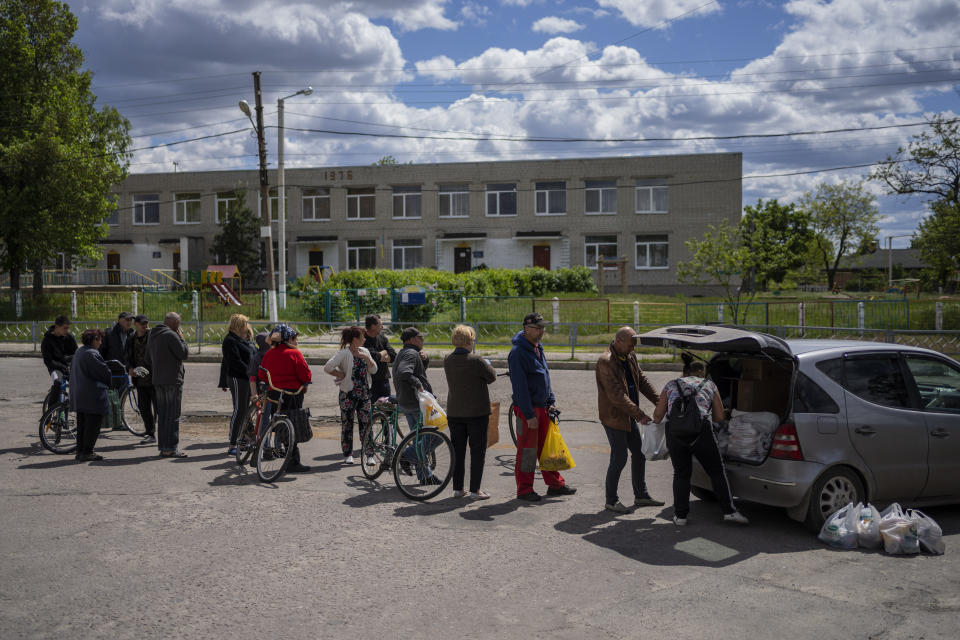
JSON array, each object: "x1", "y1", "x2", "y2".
[
  {"x1": 722, "y1": 511, "x2": 749, "y2": 525},
  {"x1": 344, "y1": 455, "x2": 355, "y2": 465},
  {"x1": 365, "y1": 456, "x2": 376, "y2": 467},
  {"x1": 673, "y1": 516, "x2": 688, "y2": 526},
  {"x1": 605, "y1": 501, "x2": 630, "y2": 514},
  {"x1": 453, "y1": 490, "x2": 468, "y2": 498},
  {"x1": 469, "y1": 490, "x2": 491, "y2": 500}
]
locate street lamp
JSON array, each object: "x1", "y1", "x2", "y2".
[
  {"x1": 886, "y1": 233, "x2": 913, "y2": 290},
  {"x1": 277, "y1": 86, "x2": 313, "y2": 310}
]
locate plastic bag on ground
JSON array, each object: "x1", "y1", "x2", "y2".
[
  {"x1": 539, "y1": 418, "x2": 575, "y2": 472},
  {"x1": 417, "y1": 390, "x2": 448, "y2": 431},
  {"x1": 879, "y1": 503, "x2": 920, "y2": 555},
  {"x1": 641, "y1": 421, "x2": 669, "y2": 461},
  {"x1": 818, "y1": 502, "x2": 859, "y2": 549},
  {"x1": 855, "y1": 503, "x2": 882, "y2": 549},
  {"x1": 909, "y1": 509, "x2": 945, "y2": 555}
]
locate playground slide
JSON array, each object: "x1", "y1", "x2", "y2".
[{"x1": 211, "y1": 282, "x2": 242, "y2": 306}]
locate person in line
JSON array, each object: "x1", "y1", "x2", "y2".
[
  {"x1": 508, "y1": 312, "x2": 575, "y2": 502},
  {"x1": 443, "y1": 324, "x2": 496, "y2": 499},
  {"x1": 146, "y1": 312, "x2": 189, "y2": 458},
  {"x1": 595, "y1": 326, "x2": 664, "y2": 513},
  {"x1": 69, "y1": 329, "x2": 111, "y2": 462},
  {"x1": 258, "y1": 324, "x2": 312, "y2": 473},
  {"x1": 123, "y1": 314, "x2": 157, "y2": 444},
  {"x1": 392, "y1": 327, "x2": 441, "y2": 484},
  {"x1": 100, "y1": 311, "x2": 134, "y2": 362},
  {"x1": 324, "y1": 326, "x2": 378, "y2": 465},
  {"x1": 652, "y1": 360, "x2": 749, "y2": 526},
  {"x1": 41, "y1": 314, "x2": 77, "y2": 407},
  {"x1": 219, "y1": 314, "x2": 255, "y2": 456},
  {"x1": 363, "y1": 314, "x2": 396, "y2": 402},
  {"x1": 248, "y1": 331, "x2": 272, "y2": 396}
]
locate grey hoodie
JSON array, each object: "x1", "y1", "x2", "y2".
[{"x1": 146, "y1": 323, "x2": 188, "y2": 385}]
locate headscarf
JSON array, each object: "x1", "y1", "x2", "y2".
[{"x1": 271, "y1": 323, "x2": 298, "y2": 344}]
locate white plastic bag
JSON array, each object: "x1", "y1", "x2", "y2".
[
  {"x1": 417, "y1": 390, "x2": 448, "y2": 431},
  {"x1": 641, "y1": 421, "x2": 669, "y2": 461},
  {"x1": 818, "y1": 502, "x2": 859, "y2": 549},
  {"x1": 855, "y1": 503, "x2": 882, "y2": 549},
  {"x1": 909, "y1": 509, "x2": 945, "y2": 555},
  {"x1": 879, "y1": 503, "x2": 920, "y2": 555}
]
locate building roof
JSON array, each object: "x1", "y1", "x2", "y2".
[{"x1": 837, "y1": 248, "x2": 927, "y2": 271}]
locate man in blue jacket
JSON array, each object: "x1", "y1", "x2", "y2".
[{"x1": 508, "y1": 312, "x2": 576, "y2": 502}]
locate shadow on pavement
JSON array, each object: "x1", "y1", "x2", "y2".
[
  {"x1": 393, "y1": 496, "x2": 466, "y2": 518},
  {"x1": 341, "y1": 475, "x2": 408, "y2": 508}
]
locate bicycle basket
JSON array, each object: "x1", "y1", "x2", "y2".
[{"x1": 287, "y1": 408, "x2": 313, "y2": 443}]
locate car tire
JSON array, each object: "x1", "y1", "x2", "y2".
[
  {"x1": 691, "y1": 486, "x2": 717, "y2": 502},
  {"x1": 804, "y1": 467, "x2": 865, "y2": 533}
]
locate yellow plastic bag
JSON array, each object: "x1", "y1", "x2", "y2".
[
  {"x1": 539, "y1": 419, "x2": 575, "y2": 471},
  {"x1": 417, "y1": 390, "x2": 448, "y2": 431}
]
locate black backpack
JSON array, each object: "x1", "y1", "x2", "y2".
[{"x1": 668, "y1": 379, "x2": 709, "y2": 442}]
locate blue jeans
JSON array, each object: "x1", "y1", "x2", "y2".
[{"x1": 400, "y1": 410, "x2": 439, "y2": 481}]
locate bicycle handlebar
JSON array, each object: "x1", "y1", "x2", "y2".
[{"x1": 258, "y1": 366, "x2": 306, "y2": 396}]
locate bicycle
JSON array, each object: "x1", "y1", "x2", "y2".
[
  {"x1": 237, "y1": 369, "x2": 304, "y2": 483},
  {"x1": 38, "y1": 378, "x2": 77, "y2": 454},
  {"x1": 361, "y1": 398, "x2": 454, "y2": 501}
]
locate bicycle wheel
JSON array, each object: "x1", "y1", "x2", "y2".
[
  {"x1": 508, "y1": 402, "x2": 518, "y2": 446},
  {"x1": 235, "y1": 400, "x2": 261, "y2": 467},
  {"x1": 393, "y1": 427, "x2": 453, "y2": 501},
  {"x1": 361, "y1": 411, "x2": 391, "y2": 480},
  {"x1": 120, "y1": 386, "x2": 148, "y2": 437},
  {"x1": 38, "y1": 403, "x2": 78, "y2": 454},
  {"x1": 256, "y1": 418, "x2": 295, "y2": 483}
]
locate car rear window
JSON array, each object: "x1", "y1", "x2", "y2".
[{"x1": 793, "y1": 371, "x2": 839, "y2": 413}]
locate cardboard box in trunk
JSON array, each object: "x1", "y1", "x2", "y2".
[{"x1": 737, "y1": 379, "x2": 789, "y2": 414}]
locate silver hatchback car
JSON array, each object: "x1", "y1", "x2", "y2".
[{"x1": 638, "y1": 325, "x2": 960, "y2": 530}]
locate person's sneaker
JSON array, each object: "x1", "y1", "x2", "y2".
[
  {"x1": 517, "y1": 492, "x2": 542, "y2": 502},
  {"x1": 140, "y1": 434, "x2": 156, "y2": 445},
  {"x1": 422, "y1": 475, "x2": 442, "y2": 485},
  {"x1": 546, "y1": 485, "x2": 577, "y2": 496},
  {"x1": 453, "y1": 490, "x2": 468, "y2": 498},
  {"x1": 722, "y1": 511, "x2": 749, "y2": 525},
  {"x1": 469, "y1": 490, "x2": 491, "y2": 500},
  {"x1": 634, "y1": 494, "x2": 665, "y2": 507},
  {"x1": 365, "y1": 456, "x2": 376, "y2": 467},
  {"x1": 78, "y1": 453, "x2": 104, "y2": 462},
  {"x1": 227, "y1": 446, "x2": 237, "y2": 456},
  {"x1": 343, "y1": 455, "x2": 355, "y2": 465},
  {"x1": 605, "y1": 501, "x2": 630, "y2": 514},
  {"x1": 286, "y1": 462, "x2": 311, "y2": 473},
  {"x1": 673, "y1": 516, "x2": 688, "y2": 526}
]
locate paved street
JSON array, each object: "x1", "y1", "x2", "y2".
[{"x1": 1, "y1": 357, "x2": 958, "y2": 639}]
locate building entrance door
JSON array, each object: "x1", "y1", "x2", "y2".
[
  {"x1": 107, "y1": 252, "x2": 120, "y2": 284},
  {"x1": 173, "y1": 251, "x2": 181, "y2": 283},
  {"x1": 533, "y1": 245, "x2": 551, "y2": 270},
  {"x1": 454, "y1": 247, "x2": 472, "y2": 274}
]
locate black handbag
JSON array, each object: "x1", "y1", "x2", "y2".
[{"x1": 286, "y1": 407, "x2": 313, "y2": 443}]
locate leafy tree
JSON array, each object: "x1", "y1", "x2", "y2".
[
  {"x1": 913, "y1": 198, "x2": 960, "y2": 292},
  {"x1": 0, "y1": 0, "x2": 131, "y2": 292},
  {"x1": 798, "y1": 180, "x2": 879, "y2": 290},
  {"x1": 677, "y1": 219, "x2": 756, "y2": 323},
  {"x1": 210, "y1": 190, "x2": 260, "y2": 282},
  {"x1": 871, "y1": 114, "x2": 960, "y2": 209},
  {"x1": 739, "y1": 198, "x2": 812, "y2": 291}
]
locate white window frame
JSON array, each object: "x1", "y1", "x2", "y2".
[
  {"x1": 174, "y1": 193, "x2": 202, "y2": 225},
  {"x1": 346, "y1": 240, "x2": 377, "y2": 270},
  {"x1": 535, "y1": 181, "x2": 566, "y2": 216},
  {"x1": 302, "y1": 188, "x2": 331, "y2": 222},
  {"x1": 635, "y1": 235, "x2": 669, "y2": 270},
  {"x1": 347, "y1": 188, "x2": 376, "y2": 220},
  {"x1": 256, "y1": 189, "x2": 287, "y2": 223},
  {"x1": 132, "y1": 194, "x2": 160, "y2": 226},
  {"x1": 438, "y1": 184, "x2": 469, "y2": 218},
  {"x1": 392, "y1": 239, "x2": 423, "y2": 270},
  {"x1": 485, "y1": 183, "x2": 517, "y2": 217},
  {"x1": 584, "y1": 235, "x2": 618, "y2": 270},
  {"x1": 585, "y1": 180, "x2": 618, "y2": 215},
  {"x1": 215, "y1": 192, "x2": 237, "y2": 224},
  {"x1": 392, "y1": 186, "x2": 422, "y2": 220},
  {"x1": 105, "y1": 207, "x2": 119, "y2": 226},
  {"x1": 635, "y1": 183, "x2": 669, "y2": 214}
]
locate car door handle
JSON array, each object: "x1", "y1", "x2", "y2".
[
  {"x1": 930, "y1": 429, "x2": 950, "y2": 439},
  {"x1": 854, "y1": 426, "x2": 877, "y2": 436}
]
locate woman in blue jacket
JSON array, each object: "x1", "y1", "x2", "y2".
[{"x1": 69, "y1": 329, "x2": 112, "y2": 462}]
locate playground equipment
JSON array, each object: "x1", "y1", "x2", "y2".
[
  {"x1": 308, "y1": 264, "x2": 336, "y2": 284},
  {"x1": 204, "y1": 265, "x2": 243, "y2": 305}
]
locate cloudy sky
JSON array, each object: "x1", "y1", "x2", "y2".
[{"x1": 73, "y1": 0, "x2": 960, "y2": 246}]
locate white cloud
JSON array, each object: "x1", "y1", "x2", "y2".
[
  {"x1": 532, "y1": 16, "x2": 584, "y2": 34},
  {"x1": 595, "y1": 0, "x2": 721, "y2": 28},
  {"x1": 461, "y1": 2, "x2": 493, "y2": 25}
]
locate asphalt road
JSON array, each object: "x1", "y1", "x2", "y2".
[{"x1": 1, "y1": 358, "x2": 958, "y2": 639}]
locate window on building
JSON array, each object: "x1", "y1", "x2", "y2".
[
  {"x1": 439, "y1": 184, "x2": 469, "y2": 218},
  {"x1": 392, "y1": 186, "x2": 422, "y2": 219},
  {"x1": 636, "y1": 180, "x2": 669, "y2": 214},
  {"x1": 585, "y1": 180, "x2": 617, "y2": 214},
  {"x1": 535, "y1": 181, "x2": 566, "y2": 215},
  {"x1": 105, "y1": 207, "x2": 119, "y2": 226},
  {"x1": 258, "y1": 188, "x2": 288, "y2": 222},
  {"x1": 132, "y1": 194, "x2": 160, "y2": 225},
  {"x1": 302, "y1": 188, "x2": 330, "y2": 221},
  {"x1": 215, "y1": 191, "x2": 237, "y2": 224},
  {"x1": 584, "y1": 235, "x2": 618, "y2": 269},
  {"x1": 393, "y1": 239, "x2": 423, "y2": 270},
  {"x1": 174, "y1": 193, "x2": 202, "y2": 224},
  {"x1": 347, "y1": 239, "x2": 377, "y2": 270},
  {"x1": 486, "y1": 183, "x2": 517, "y2": 216},
  {"x1": 635, "y1": 234, "x2": 669, "y2": 269},
  {"x1": 347, "y1": 187, "x2": 376, "y2": 220}
]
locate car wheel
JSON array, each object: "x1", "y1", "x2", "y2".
[
  {"x1": 691, "y1": 486, "x2": 716, "y2": 502},
  {"x1": 804, "y1": 467, "x2": 865, "y2": 532}
]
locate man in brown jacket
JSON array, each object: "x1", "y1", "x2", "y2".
[{"x1": 596, "y1": 326, "x2": 663, "y2": 513}]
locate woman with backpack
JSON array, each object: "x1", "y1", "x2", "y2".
[{"x1": 651, "y1": 359, "x2": 748, "y2": 527}]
